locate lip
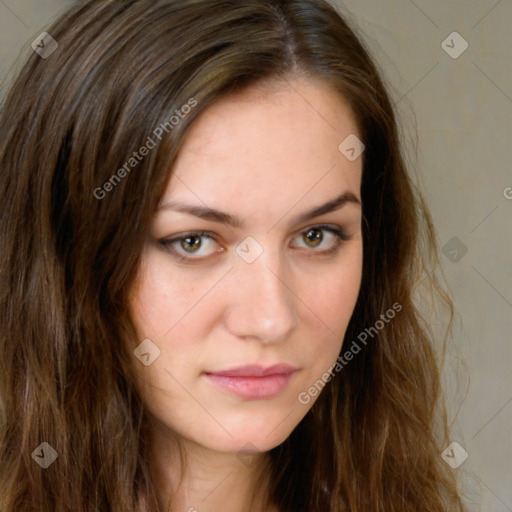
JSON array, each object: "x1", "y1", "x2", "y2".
[{"x1": 204, "y1": 364, "x2": 297, "y2": 400}]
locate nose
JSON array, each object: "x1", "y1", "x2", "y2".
[{"x1": 223, "y1": 248, "x2": 299, "y2": 344}]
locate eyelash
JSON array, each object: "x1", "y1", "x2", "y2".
[{"x1": 158, "y1": 224, "x2": 352, "y2": 263}]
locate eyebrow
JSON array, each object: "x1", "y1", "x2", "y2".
[{"x1": 157, "y1": 191, "x2": 361, "y2": 229}]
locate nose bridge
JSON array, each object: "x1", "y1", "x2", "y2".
[{"x1": 225, "y1": 241, "x2": 298, "y2": 343}]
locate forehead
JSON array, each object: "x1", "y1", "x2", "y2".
[{"x1": 160, "y1": 77, "x2": 362, "y2": 220}]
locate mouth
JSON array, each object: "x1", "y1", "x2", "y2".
[{"x1": 203, "y1": 364, "x2": 298, "y2": 400}]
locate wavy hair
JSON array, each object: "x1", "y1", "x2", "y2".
[{"x1": 0, "y1": 0, "x2": 466, "y2": 510}]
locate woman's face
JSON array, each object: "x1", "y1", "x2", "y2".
[{"x1": 128, "y1": 77, "x2": 363, "y2": 455}]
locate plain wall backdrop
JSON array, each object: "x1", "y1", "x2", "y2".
[{"x1": 1, "y1": 1, "x2": 511, "y2": 511}]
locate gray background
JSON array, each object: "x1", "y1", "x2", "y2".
[{"x1": 1, "y1": 1, "x2": 511, "y2": 510}]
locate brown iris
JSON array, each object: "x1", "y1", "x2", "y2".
[{"x1": 303, "y1": 228, "x2": 323, "y2": 248}]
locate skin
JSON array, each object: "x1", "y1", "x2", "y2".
[{"x1": 128, "y1": 75, "x2": 363, "y2": 512}]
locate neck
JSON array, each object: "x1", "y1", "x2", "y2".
[{"x1": 148, "y1": 421, "x2": 278, "y2": 512}]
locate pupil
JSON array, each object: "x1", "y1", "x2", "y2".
[
  {"x1": 306, "y1": 229, "x2": 322, "y2": 247},
  {"x1": 182, "y1": 236, "x2": 201, "y2": 252}
]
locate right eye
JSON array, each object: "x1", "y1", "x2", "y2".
[{"x1": 158, "y1": 231, "x2": 223, "y2": 262}]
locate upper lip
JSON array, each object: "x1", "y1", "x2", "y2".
[{"x1": 204, "y1": 364, "x2": 297, "y2": 377}]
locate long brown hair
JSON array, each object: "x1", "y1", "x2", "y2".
[{"x1": 0, "y1": 1, "x2": 466, "y2": 510}]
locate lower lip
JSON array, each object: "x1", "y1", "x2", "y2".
[{"x1": 204, "y1": 372, "x2": 295, "y2": 400}]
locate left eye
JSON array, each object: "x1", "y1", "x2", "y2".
[{"x1": 159, "y1": 225, "x2": 351, "y2": 262}]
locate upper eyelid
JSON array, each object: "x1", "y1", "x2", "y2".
[{"x1": 166, "y1": 223, "x2": 346, "y2": 243}]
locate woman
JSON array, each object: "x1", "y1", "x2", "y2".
[{"x1": 0, "y1": 0, "x2": 467, "y2": 511}]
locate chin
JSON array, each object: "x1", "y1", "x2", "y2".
[
  {"x1": 193, "y1": 407, "x2": 306, "y2": 454},
  {"x1": 201, "y1": 430, "x2": 290, "y2": 456}
]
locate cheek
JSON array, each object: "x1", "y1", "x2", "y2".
[
  {"x1": 128, "y1": 251, "x2": 196, "y2": 339},
  {"x1": 301, "y1": 250, "x2": 362, "y2": 359},
  {"x1": 127, "y1": 267, "x2": 199, "y2": 416},
  {"x1": 127, "y1": 251, "x2": 213, "y2": 389},
  {"x1": 307, "y1": 251, "x2": 362, "y2": 326}
]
